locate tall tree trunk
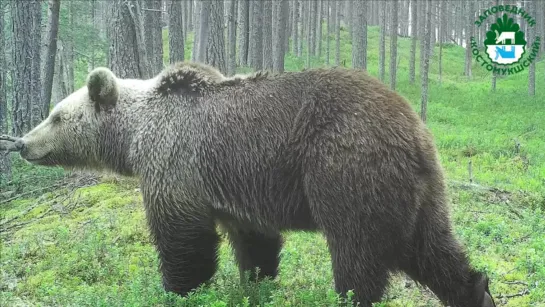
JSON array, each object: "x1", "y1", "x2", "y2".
[
  {"x1": 144, "y1": 0, "x2": 164, "y2": 75},
  {"x1": 464, "y1": 0, "x2": 473, "y2": 79},
  {"x1": 409, "y1": 0, "x2": 417, "y2": 83},
  {"x1": 439, "y1": 0, "x2": 445, "y2": 85},
  {"x1": 109, "y1": 0, "x2": 144, "y2": 79},
  {"x1": 300, "y1": 0, "x2": 307, "y2": 58},
  {"x1": 188, "y1": 0, "x2": 193, "y2": 32},
  {"x1": 528, "y1": 0, "x2": 535, "y2": 96},
  {"x1": 346, "y1": 0, "x2": 353, "y2": 40},
  {"x1": 330, "y1": 0, "x2": 336, "y2": 35},
  {"x1": 66, "y1": 0, "x2": 74, "y2": 93},
  {"x1": 390, "y1": 0, "x2": 398, "y2": 90},
  {"x1": 192, "y1": 0, "x2": 201, "y2": 61},
  {"x1": 273, "y1": 0, "x2": 287, "y2": 73},
  {"x1": 262, "y1": 0, "x2": 273, "y2": 71},
  {"x1": 315, "y1": 0, "x2": 322, "y2": 57},
  {"x1": 334, "y1": 0, "x2": 341, "y2": 66},
  {"x1": 249, "y1": 0, "x2": 263, "y2": 70},
  {"x1": 11, "y1": 0, "x2": 35, "y2": 135},
  {"x1": 306, "y1": 0, "x2": 312, "y2": 68},
  {"x1": 292, "y1": 0, "x2": 299, "y2": 56},
  {"x1": 308, "y1": 0, "x2": 316, "y2": 57},
  {"x1": 227, "y1": 0, "x2": 237, "y2": 76},
  {"x1": 325, "y1": 0, "x2": 330, "y2": 65},
  {"x1": 0, "y1": 0, "x2": 11, "y2": 180},
  {"x1": 196, "y1": 0, "x2": 210, "y2": 63},
  {"x1": 420, "y1": 0, "x2": 431, "y2": 123},
  {"x1": 168, "y1": 0, "x2": 184, "y2": 64},
  {"x1": 379, "y1": 1, "x2": 387, "y2": 82},
  {"x1": 491, "y1": 0, "x2": 498, "y2": 92},
  {"x1": 30, "y1": 0, "x2": 43, "y2": 127},
  {"x1": 41, "y1": 0, "x2": 61, "y2": 118},
  {"x1": 238, "y1": 0, "x2": 249, "y2": 66},
  {"x1": 352, "y1": 1, "x2": 367, "y2": 70},
  {"x1": 282, "y1": 0, "x2": 289, "y2": 53},
  {"x1": 206, "y1": 0, "x2": 226, "y2": 73}
]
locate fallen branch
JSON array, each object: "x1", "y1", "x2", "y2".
[
  {"x1": 0, "y1": 183, "x2": 64, "y2": 205},
  {"x1": 502, "y1": 281, "x2": 529, "y2": 286},
  {"x1": 0, "y1": 135, "x2": 23, "y2": 152},
  {"x1": 496, "y1": 288, "x2": 530, "y2": 299}
]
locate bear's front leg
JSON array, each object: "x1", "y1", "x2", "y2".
[{"x1": 143, "y1": 196, "x2": 220, "y2": 296}]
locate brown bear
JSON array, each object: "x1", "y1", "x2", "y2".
[{"x1": 16, "y1": 62, "x2": 495, "y2": 307}]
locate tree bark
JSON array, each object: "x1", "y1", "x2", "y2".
[
  {"x1": 308, "y1": 0, "x2": 316, "y2": 57},
  {"x1": 326, "y1": 0, "x2": 330, "y2": 65},
  {"x1": 197, "y1": 0, "x2": 210, "y2": 63},
  {"x1": 11, "y1": 0, "x2": 35, "y2": 135},
  {"x1": 109, "y1": 0, "x2": 144, "y2": 79},
  {"x1": 227, "y1": 0, "x2": 237, "y2": 76},
  {"x1": 273, "y1": 0, "x2": 287, "y2": 73},
  {"x1": 379, "y1": 1, "x2": 387, "y2": 82},
  {"x1": 282, "y1": 0, "x2": 289, "y2": 54},
  {"x1": 409, "y1": 0, "x2": 417, "y2": 84},
  {"x1": 315, "y1": 0, "x2": 322, "y2": 57},
  {"x1": 306, "y1": 1, "x2": 312, "y2": 68},
  {"x1": 237, "y1": 0, "x2": 250, "y2": 66},
  {"x1": 0, "y1": 0, "x2": 11, "y2": 180},
  {"x1": 334, "y1": 0, "x2": 341, "y2": 66},
  {"x1": 30, "y1": 0, "x2": 43, "y2": 127},
  {"x1": 206, "y1": 0, "x2": 226, "y2": 73},
  {"x1": 528, "y1": 0, "x2": 535, "y2": 96},
  {"x1": 292, "y1": 0, "x2": 299, "y2": 56},
  {"x1": 262, "y1": 0, "x2": 273, "y2": 71},
  {"x1": 41, "y1": 0, "x2": 61, "y2": 118},
  {"x1": 144, "y1": 0, "x2": 164, "y2": 75},
  {"x1": 439, "y1": 0, "x2": 445, "y2": 85},
  {"x1": 420, "y1": 0, "x2": 431, "y2": 123},
  {"x1": 168, "y1": 0, "x2": 184, "y2": 64},
  {"x1": 464, "y1": 0, "x2": 473, "y2": 79},
  {"x1": 249, "y1": 0, "x2": 263, "y2": 70},
  {"x1": 352, "y1": 1, "x2": 367, "y2": 70},
  {"x1": 192, "y1": 0, "x2": 201, "y2": 61},
  {"x1": 390, "y1": 0, "x2": 398, "y2": 90}
]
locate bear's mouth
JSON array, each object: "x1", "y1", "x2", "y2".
[{"x1": 24, "y1": 153, "x2": 53, "y2": 165}]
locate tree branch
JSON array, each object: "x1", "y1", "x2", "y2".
[
  {"x1": 497, "y1": 289, "x2": 530, "y2": 299},
  {"x1": 0, "y1": 135, "x2": 22, "y2": 152}
]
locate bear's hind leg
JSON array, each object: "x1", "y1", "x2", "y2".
[
  {"x1": 304, "y1": 166, "x2": 415, "y2": 306},
  {"x1": 225, "y1": 226, "x2": 283, "y2": 282},
  {"x1": 305, "y1": 189, "x2": 398, "y2": 306},
  {"x1": 325, "y1": 232, "x2": 391, "y2": 307},
  {"x1": 399, "y1": 202, "x2": 496, "y2": 307}
]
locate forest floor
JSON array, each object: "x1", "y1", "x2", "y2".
[{"x1": 1, "y1": 27, "x2": 545, "y2": 307}]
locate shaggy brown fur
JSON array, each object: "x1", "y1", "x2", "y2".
[{"x1": 18, "y1": 62, "x2": 495, "y2": 307}]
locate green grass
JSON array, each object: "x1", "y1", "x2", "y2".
[{"x1": 1, "y1": 26, "x2": 545, "y2": 306}]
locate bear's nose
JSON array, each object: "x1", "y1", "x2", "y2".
[
  {"x1": 15, "y1": 138, "x2": 27, "y2": 157},
  {"x1": 14, "y1": 138, "x2": 25, "y2": 151}
]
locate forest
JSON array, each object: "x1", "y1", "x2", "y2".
[{"x1": 1, "y1": 0, "x2": 544, "y2": 306}]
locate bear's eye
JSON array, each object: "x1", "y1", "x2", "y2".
[{"x1": 52, "y1": 115, "x2": 61, "y2": 124}]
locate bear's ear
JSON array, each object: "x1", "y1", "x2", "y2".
[{"x1": 87, "y1": 67, "x2": 119, "y2": 111}]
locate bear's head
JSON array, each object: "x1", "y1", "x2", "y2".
[{"x1": 18, "y1": 67, "x2": 120, "y2": 170}]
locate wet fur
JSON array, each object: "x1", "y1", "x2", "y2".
[{"x1": 21, "y1": 62, "x2": 495, "y2": 306}]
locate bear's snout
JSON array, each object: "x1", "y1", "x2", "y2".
[{"x1": 14, "y1": 138, "x2": 25, "y2": 151}]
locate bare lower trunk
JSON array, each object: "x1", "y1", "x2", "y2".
[
  {"x1": 227, "y1": 0, "x2": 237, "y2": 76},
  {"x1": 168, "y1": 0, "x2": 185, "y2": 64},
  {"x1": 0, "y1": 1, "x2": 11, "y2": 181},
  {"x1": 206, "y1": 0, "x2": 226, "y2": 73},
  {"x1": 41, "y1": 0, "x2": 61, "y2": 118}
]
